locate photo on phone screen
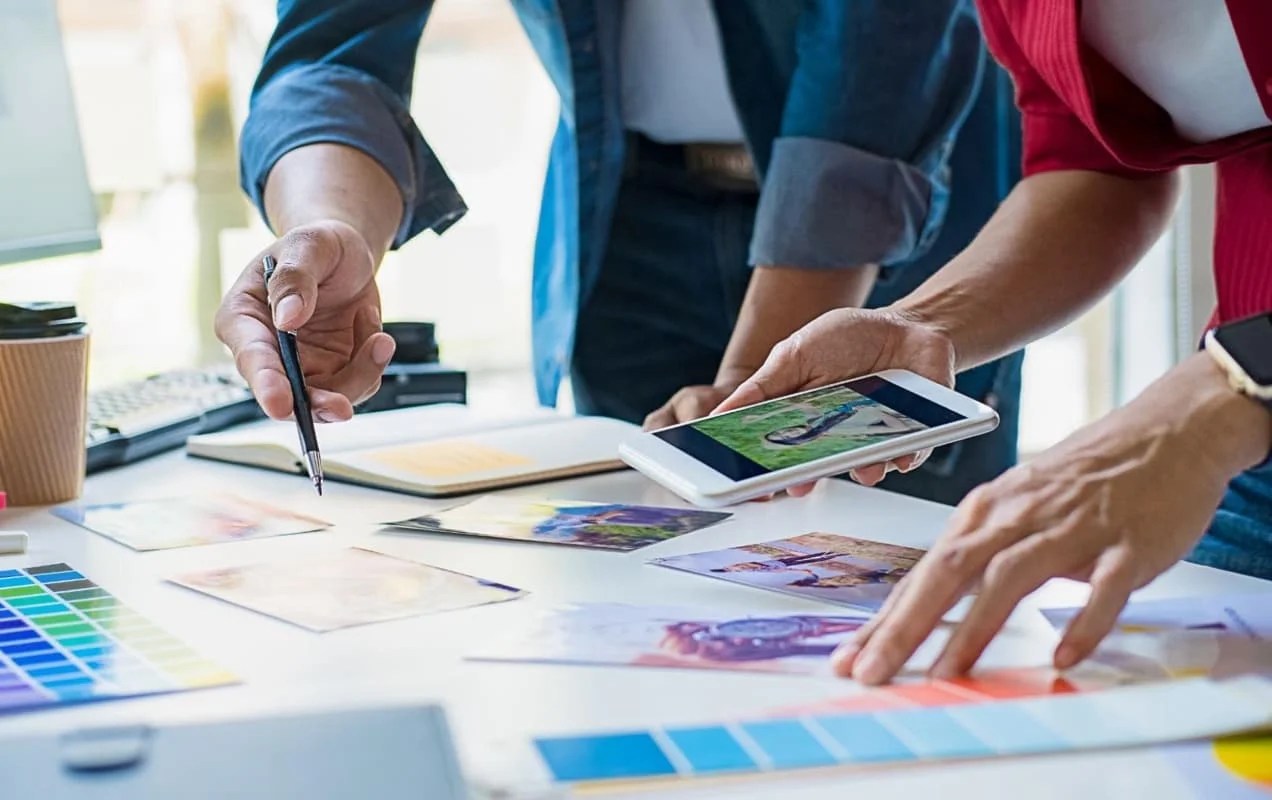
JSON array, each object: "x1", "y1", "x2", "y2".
[{"x1": 654, "y1": 377, "x2": 965, "y2": 481}]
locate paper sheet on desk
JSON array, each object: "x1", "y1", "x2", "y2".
[
  {"x1": 386, "y1": 497, "x2": 731, "y2": 552},
  {"x1": 1041, "y1": 592, "x2": 1272, "y2": 680},
  {"x1": 169, "y1": 547, "x2": 525, "y2": 632},
  {"x1": 51, "y1": 494, "x2": 331, "y2": 551},
  {"x1": 468, "y1": 602, "x2": 870, "y2": 676},
  {"x1": 650, "y1": 533, "x2": 924, "y2": 612}
]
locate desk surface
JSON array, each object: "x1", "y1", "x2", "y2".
[{"x1": 1, "y1": 450, "x2": 1268, "y2": 799}]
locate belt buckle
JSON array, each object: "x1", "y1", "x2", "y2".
[{"x1": 685, "y1": 143, "x2": 758, "y2": 192}]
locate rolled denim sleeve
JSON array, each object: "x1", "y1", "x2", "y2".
[
  {"x1": 240, "y1": 0, "x2": 467, "y2": 247},
  {"x1": 749, "y1": 1, "x2": 985, "y2": 271}
]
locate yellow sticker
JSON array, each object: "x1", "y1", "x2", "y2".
[
  {"x1": 366, "y1": 440, "x2": 533, "y2": 479},
  {"x1": 1213, "y1": 732, "x2": 1272, "y2": 786}
]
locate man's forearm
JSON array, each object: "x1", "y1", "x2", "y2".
[
  {"x1": 895, "y1": 170, "x2": 1181, "y2": 371},
  {"x1": 263, "y1": 143, "x2": 405, "y2": 264},
  {"x1": 717, "y1": 264, "x2": 880, "y2": 382}
]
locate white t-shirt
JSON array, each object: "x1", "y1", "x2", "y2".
[
  {"x1": 619, "y1": 0, "x2": 745, "y2": 144},
  {"x1": 1081, "y1": 0, "x2": 1270, "y2": 142}
]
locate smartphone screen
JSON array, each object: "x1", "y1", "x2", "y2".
[{"x1": 654, "y1": 376, "x2": 965, "y2": 481}]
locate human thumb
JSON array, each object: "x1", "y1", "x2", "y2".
[
  {"x1": 711, "y1": 338, "x2": 805, "y2": 415},
  {"x1": 266, "y1": 227, "x2": 343, "y2": 331}
]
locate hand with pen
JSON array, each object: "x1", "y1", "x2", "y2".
[
  {"x1": 215, "y1": 219, "x2": 396, "y2": 424},
  {"x1": 214, "y1": 145, "x2": 405, "y2": 424}
]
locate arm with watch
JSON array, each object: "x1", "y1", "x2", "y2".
[{"x1": 713, "y1": 167, "x2": 1272, "y2": 685}]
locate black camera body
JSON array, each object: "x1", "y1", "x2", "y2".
[{"x1": 356, "y1": 322, "x2": 467, "y2": 413}]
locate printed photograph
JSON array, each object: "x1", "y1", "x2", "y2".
[
  {"x1": 691, "y1": 384, "x2": 926, "y2": 471},
  {"x1": 169, "y1": 547, "x2": 525, "y2": 632},
  {"x1": 651, "y1": 532, "x2": 925, "y2": 611},
  {"x1": 1042, "y1": 593, "x2": 1272, "y2": 681},
  {"x1": 1042, "y1": 593, "x2": 1270, "y2": 640},
  {"x1": 385, "y1": 496, "x2": 731, "y2": 551},
  {"x1": 52, "y1": 494, "x2": 331, "y2": 551},
  {"x1": 469, "y1": 602, "x2": 870, "y2": 675}
]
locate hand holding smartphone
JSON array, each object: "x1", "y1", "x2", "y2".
[{"x1": 620, "y1": 370, "x2": 998, "y2": 507}]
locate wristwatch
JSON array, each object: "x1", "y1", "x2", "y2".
[{"x1": 1203, "y1": 312, "x2": 1272, "y2": 411}]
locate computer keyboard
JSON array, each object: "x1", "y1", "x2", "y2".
[
  {"x1": 84, "y1": 324, "x2": 469, "y2": 474},
  {"x1": 86, "y1": 366, "x2": 263, "y2": 474}
]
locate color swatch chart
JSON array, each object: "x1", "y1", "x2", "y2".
[
  {"x1": 775, "y1": 666, "x2": 1114, "y2": 718},
  {"x1": 0, "y1": 563, "x2": 236, "y2": 714},
  {"x1": 533, "y1": 676, "x2": 1272, "y2": 785}
]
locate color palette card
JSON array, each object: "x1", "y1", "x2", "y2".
[
  {"x1": 650, "y1": 533, "x2": 924, "y2": 611},
  {"x1": 1042, "y1": 593, "x2": 1272, "y2": 680},
  {"x1": 52, "y1": 494, "x2": 332, "y2": 551},
  {"x1": 169, "y1": 547, "x2": 526, "y2": 632},
  {"x1": 772, "y1": 664, "x2": 1140, "y2": 719},
  {"x1": 469, "y1": 603, "x2": 870, "y2": 675},
  {"x1": 0, "y1": 563, "x2": 236, "y2": 715},
  {"x1": 386, "y1": 496, "x2": 731, "y2": 552},
  {"x1": 532, "y1": 675, "x2": 1272, "y2": 786}
]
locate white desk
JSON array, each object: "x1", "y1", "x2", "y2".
[{"x1": 1, "y1": 451, "x2": 1268, "y2": 798}]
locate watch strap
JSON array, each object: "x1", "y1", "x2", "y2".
[
  {"x1": 1204, "y1": 329, "x2": 1272, "y2": 470},
  {"x1": 1204, "y1": 330, "x2": 1272, "y2": 412}
]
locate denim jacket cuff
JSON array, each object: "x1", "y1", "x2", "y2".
[
  {"x1": 239, "y1": 63, "x2": 467, "y2": 248},
  {"x1": 748, "y1": 136, "x2": 942, "y2": 270}
]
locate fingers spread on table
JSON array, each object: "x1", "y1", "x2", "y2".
[
  {"x1": 1054, "y1": 548, "x2": 1141, "y2": 669},
  {"x1": 840, "y1": 489, "x2": 1014, "y2": 684},
  {"x1": 928, "y1": 529, "x2": 1090, "y2": 679},
  {"x1": 831, "y1": 572, "x2": 915, "y2": 676}
]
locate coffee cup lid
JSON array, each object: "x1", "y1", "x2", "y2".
[{"x1": 0, "y1": 302, "x2": 88, "y2": 339}]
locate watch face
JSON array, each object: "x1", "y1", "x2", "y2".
[{"x1": 1215, "y1": 314, "x2": 1272, "y2": 385}]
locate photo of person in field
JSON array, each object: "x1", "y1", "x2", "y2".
[
  {"x1": 692, "y1": 385, "x2": 926, "y2": 471},
  {"x1": 761, "y1": 399, "x2": 923, "y2": 446}
]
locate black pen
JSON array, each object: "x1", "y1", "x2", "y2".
[{"x1": 262, "y1": 255, "x2": 324, "y2": 496}]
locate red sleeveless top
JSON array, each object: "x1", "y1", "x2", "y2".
[{"x1": 976, "y1": 0, "x2": 1272, "y2": 323}]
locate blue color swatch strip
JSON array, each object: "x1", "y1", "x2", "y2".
[
  {"x1": 664, "y1": 726, "x2": 755, "y2": 774},
  {"x1": 532, "y1": 678, "x2": 1260, "y2": 785}
]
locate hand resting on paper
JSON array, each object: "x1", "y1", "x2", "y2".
[{"x1": 830, "y1": 353, "x2": 1270, "y2": 685}]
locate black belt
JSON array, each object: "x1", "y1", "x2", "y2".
[{"x1": 624, "y1": 132, "x2": 760, "y2": 193}]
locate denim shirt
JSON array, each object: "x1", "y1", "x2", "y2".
[{"x1": 241, "y1": 1, "x2": 1007, "y2": 406}]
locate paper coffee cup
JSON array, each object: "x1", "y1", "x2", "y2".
[{"x1": 0, "y1": 302, "x2": 89, "y2": 506}]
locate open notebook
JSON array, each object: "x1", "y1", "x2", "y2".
[{"x1": 186, "y1": 404, "x2": 637, "y2": 497}]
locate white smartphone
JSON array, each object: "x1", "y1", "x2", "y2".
[{"x1": 620, "y1": 370, "x2": 999, "y2": 507}]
